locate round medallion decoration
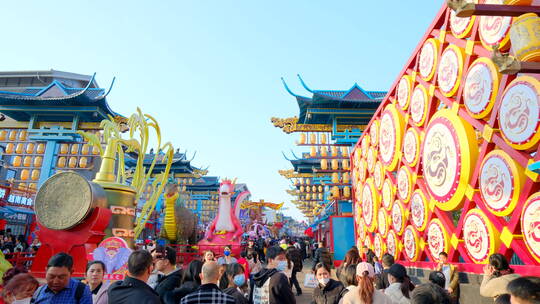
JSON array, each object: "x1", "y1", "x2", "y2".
[
  {"x1": 463, "y1": 57, "x2": 501, "y2": 119},
  {"x1": 479, "y1": 150, "x2": 525, "y2": 216},
  {"x1": 362, "y1": 179, "x2": 379, "y2": 232},
  {"x1": 522, "y1": 192, "x2": 540, "y2": 262},
  {"x1": 498, "y1": 76, "x2": 540, "y2": 151},
  {"x1": 450, "y1": 7, "x2": 476, "y2": 38},
  {"x1": 410, "y1": 190, "x2": 429, "y2": 231},
  {"x1": 378, "y1": 209, "x2": 389, "y2": 237},
  {"x1": 479, "y1": 0, "x2": 512, "y2": 51},
  {"x1": 410, "y1": 85, "x2": 429, "y2": 126},
  {"x1": 419, "y1": 38, "x2": 440, "y2": 81},
  {"x1": 374, "y1": 161, "x2": 384, "y2": 190},
  {"x1": 463, "y1": 209, "x2": 499, "y2": 263},
  {"x1": 361, "y1": 135, "x2": 371, "y2": 157},
  {"x1": 374, "y1": 234, "x2": 385, "y2": 259},
  {"x1": 387, "y1": 230, "x2": 399, "y2": 257},
  {"x1": 358, "y1": 160, "x2": 367, "y2": 183},
  {"x1": 392, "y1": 200, "x2": 406, "y2": 235},
  {"x1": 353, "y1": 152, "x2": 362, "y2": 170},
  {"x1": 437, "y1": 44, "x2": 464, "y2": 97},
  {"x1": 370, "y1": 120, "x2": 380, "y2": 147},
  {"x1": 403, "y1": 225, "x2": 420, "y2": 261},
  {"x1": 379, "y1": 104, "x2": 405, "y2": 171},
  {"x1": 397, "y1": 166, "x2": 413, "y2": 203},
  {"x1": 364, "y1": 234, "x2": 373, "y2": 250},
  {"x1": 427, "y1": 218, "x2": 450, "y2": 260},
  {"x1": 367, "y1": 147, "x2": 377, "y2": 173},
  {"x1": 382, "y1": 179, "x2": 394, "y2": 211},
  {"x1": 397, "y1": 75, "x2": 412, "y2": 110},
  {"x1": 403, "y1": 128, "x2": 421, "y2": 167},
  {"x1": 422, "y1": 109, "x2": 478, "y2": 210}
]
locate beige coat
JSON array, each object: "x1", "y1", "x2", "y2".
[
  {"x1": 479, "y1": 273, "x2": 520, "y2": 299},
  {"x1": 341, "y1": 287, "x2": 393, "y2": 304}
]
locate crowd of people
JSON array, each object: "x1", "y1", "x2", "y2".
[{"x1": 0, "y1": 237, "x2": 538, "y2": 303}]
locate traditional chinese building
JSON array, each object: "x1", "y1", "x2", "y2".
[
  {"x1": 273, "y1": 75, "x2": 385, "y2": 261},
  {"x1": 0, "y1": 70, "x2": 120, "y2": 235}
]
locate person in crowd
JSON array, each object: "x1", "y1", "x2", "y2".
[
  {"x1": 299, "y1": 239, "x2": 307, "y2": 261},
  {"x1": 85, "y1": 260, "x2": 108, "y2": 304},
  {"x1": 221, "y1": 263, "x2": 248, "y2": 304},
  {"x1": 507, "y1": 276, "x2": 540, "y2": 304},
  {"x1": 236, "y1": 252, "x2": 250, "y2": 280},
  {"x1": 2, "y1": 266, "x2": 27, "y2": 286},
  {"x1": 375, "y1": 253, "x2": 395, "y2": 290},
  {"x1": 251, "y1": 246, "x2": 295, "y2": 304},
  {"x1": 32, "y1": 252, "x2": 92, "y2": 304},
  {"x1": 428, "y1": 271, "x2": 446, "y2": 289},
  {"x1": 153, "y1": 246, "x2": 182, "y2": 302},
  {"x1": 313, "y1": 242, "x2": 333, "y2": 272},
  {"x1": 373, "y1": 257, "x2": 383, "y2": 274},
  {"x1": 30, "y1": 237, "x2": 40, "y2": 249},
  {"x1": 247, "y1": 251, "x2": 262, "y2": 276},
  {"x1": 147, "y1": 248, "x2": 162, "y2": 289},
  {"x1": 312, "y1": 263, "x2": 345, "y2": 304},
  {"x1": 286, "y1": 240, "x2": 303, "y2": 296},
  {"x1": 494, "y1": 294, "x2": 511, "y2": 304},
  {"x1": 217, "y1": 246, "x2": 237, "y2": 265},
  {"x1": 435, "y1": 252, "x2": 459, "y2": 303},
  {"x1": 338, "y1": 264, "x2": 358, "y2": 303},
  {"x1": 410, "y1": 283, "x2": 451, "y2": 304},
  {"x1": 384, "y1": 263, "x2": 414, "y2": 304},
  {"x1": 337, "y1": 249, "x2": 361, "y2": 282},
  {"x1": 164, "y1": 260, "x2": 203, "y2": 304},
  {"x1": 341, "y1": 262, "x2": 392, "y2": 304},
  {"x1": 180, "y1": 261, "x2": 235, "y2": 304},
  {"x1": 108, "y1": 250, "x2": 160, "y2": 304},
  {"x1": 362, "y1": 246, "x2": 375, "y2": 265},
  {"x1": 2, "y1": 273, "x2": 38, "y2": 304},
  {"x1": 480, "y1": 253, "x2": 520, "y2": 299},
  {"x1": 243, "y1": 240, "x2": 258, "y2": 257},
  {"x1": 203, "y1": 251, "x2": 215, "y2": 263}
]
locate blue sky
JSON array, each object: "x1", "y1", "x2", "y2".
[{"x1": 1, "y1": 1, "x2": 443, "y2": 221}]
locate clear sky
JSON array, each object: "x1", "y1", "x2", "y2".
[{"x1": 1, "y1": 1, "x2": 443, "y2": 221}]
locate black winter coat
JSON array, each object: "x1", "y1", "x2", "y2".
[
  {"x1": 311, "y1": 279, "x2": 345, "y2": 304},
  {"x1": 287, "y1": 246, "x2": 303, "y2": 272},
  {"x1": 154, "y1": 269, "x2": 183, "y2": 302},
  {"x1": 108, "y1": 276, "x2": 161, "y2": 304},
  {"x1": 163, "y1": 281, "x2": 199, "y2": 304}
]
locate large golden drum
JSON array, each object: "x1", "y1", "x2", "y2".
[{"x1": 35, "y1": 171, "x2": 107, "y2": 230}]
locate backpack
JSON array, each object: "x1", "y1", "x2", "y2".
[{"x1": 31, "y1": 281, "x2": 86, "y2": 303}]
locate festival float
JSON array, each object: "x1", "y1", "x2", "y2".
[
  {"x1": 30, "y1": 108, "x2": 174, "y2": 277},
  {"x1": 351, "y1": 1, "x2": 540, "y2": 276},
  {"x1": 197, "y1": 179, "x2": 250, "y2": 256}
]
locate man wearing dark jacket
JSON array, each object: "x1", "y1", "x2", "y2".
[
  {"x1": 108, "y1": 250, "x2": 161, "y2": 304},
  {"x1": 374, "y1": 253, "x2": 394, "y2": 289},
  {"x1": 312, "y1": 242, "x2": 333, "y2": 272},
  {"x1": 286, "y1": 242, "x2": 303, "y2": 296},
  {"x1": 251, "y1": 246, "x2": 296, "y2": 304},
  {"x1": 153, "y1": 246, "x2": 183, "y2": 301}
]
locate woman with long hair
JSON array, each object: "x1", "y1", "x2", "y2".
[
  {"x1": 384, "y1": 264, "x2": 414, "y2": 303},
  {"x1": 1, "y1": 273, "x2": 38, "y2": 304},
  {"x1": 85, "y1": 260, "x2": 108, "y2": 304},
  {"x1": 341, "y1": 262, "x2": 392, "y2": 304},
  {"x1": 222, "y1": 263, "x2": 248, "y2": 304},
  {"x1": 312, "y1": 263, "x2": 345, "y2": 304},
  {"x1": 338, "y1": 264, "x2": 358, "y2": 304},
  {"x1": 163, "y1": 260, "x2": 203, "y2": 304},
  {"x1": 480, "y1": 254, "x2": 520, "y2": 300},
  {"x1": 337, "y1": 249, "x2": 361, "y2": 282}
]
